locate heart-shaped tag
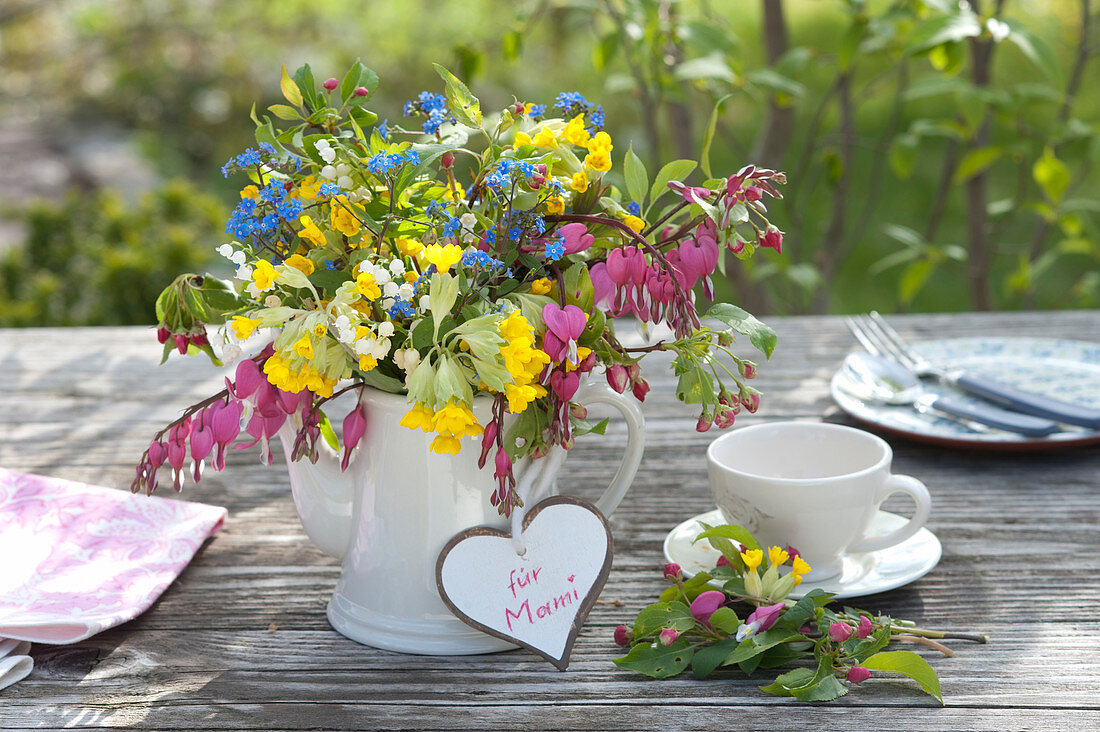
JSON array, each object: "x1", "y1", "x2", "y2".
[{"x1": 436, "y1": 496, "x2": 613, "y2": 670}]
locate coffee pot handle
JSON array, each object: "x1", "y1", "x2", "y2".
[
  {"x1": 518, "y1": 381, "x2": 646, "y2": 517},
  {"x1": 847, "y1": 474, "x2": 931, "y2": 555}
]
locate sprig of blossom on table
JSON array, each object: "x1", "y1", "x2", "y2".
[
  {"x1": 135, "y1": 61, "x2": 786, "y2": 515},
  {"x1": 613, "y1": 523, "x2": 988, "y2": 704}
]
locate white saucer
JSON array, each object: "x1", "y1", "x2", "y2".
[{"x1": 663, "y1": 509, "x2": 942, "y2": 600}]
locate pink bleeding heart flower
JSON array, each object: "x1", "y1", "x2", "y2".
[
  {"x1": 341, "y1": 404, "x2": 367, "y2": 471},
  {"x1": 605, "y1": 248, "x2": 634, "y2": 287},
  {"x1": 478, "y1": 420, "x2": 499, "y2": 470},
  {"x1": 855, "y1": 615, "x2": 874, "y2": 639},
  {"x1": 211, "y1": 399, "x2": 244, "y2": 471},
  {"x1": 541, "y1": 303, "x2": 587, "y2": 364},
  {"x1": 558, "y1": 222, "x2": 594, "y2": 255},
  {"x1": 494, "y1": 447, "x2": 512, "y2": 480},
  {"x1": 229, "y1": 358, "x2": 263, "y2": 399},
  {"x1": 761, "y1": 227, "x2": 783, "y2": 253},
  {"x1": 606, "y1": 364, "x2": 629, "y2": 394},
  {"x1": 829, "y1": 621, "x2": 855, "y2": 643},
  {"x1": 689, "y1": 590, "x2": 726, "y2": 626},
  {"x1": 726, "y1": 165, "x2": 755, "y2": 197},
  {"x1": 188, "y1": 414, "x2": 215, "y2": 484},
  {"x1": 736, "y1": 602, "x2": 787, "y2": 641},
  {"x1": 744, "y1": 186, "x2": 763, "y2": 202},
  {"x1": 847, "y1": 666, "x2": 871, "y2": 684},
  {"x1": 550, "y1": 369, "x2": 580, "y2": 401},
  {"x1": 590, "y1": 262, "x2": 616, "y2": 309},
  {"x1": 277, "y1": 388, "x2": 304, "y2": 415}
]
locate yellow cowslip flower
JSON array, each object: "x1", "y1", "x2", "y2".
[
  {"x1": 513, "y1": 131, "x2": 532, "y2": 148},
  {"x1": 570, "y1": 170, "x2": 588, "y2": 193},
  {"x1": 240, "y1": 185, "x2": 260, "y2": 200},
  {"x1": 231, "y1": 316, "x2": 260, "y2": 340},
  {"x1": 312, "y1": 322, "x2": 327, "y2": 338},
  {"x1": 423, "y1": 243, "x2": 463, "y2": 273},
  {"x1": 562, "y1": 114, "x2": 590, "y2": 146},
  {"x1": 400, "y1": 403, "x2": 436, "y2": 432},
  {"x1": 330, "y1": 199, "x2": 362, "y2": 238},
  {"x1": 768, "y1": 546, "x2": 789, "y2": 568},
  {"x1": 532, "y1": 128, "x2": 558, "y2": 149},
  {"x1": 587, "y1": 130, "x2": 613, "y2": 154},
  {"x1": 253, "y1": 260, "x2": 278, "y2": 291},
  {"x1": 358, "y1": 354, "x2": 378, "y2": 372},
  {"x1": 297, "y1": 175, "x2": 321, "y2": 200},
  {"x1": 791, "y1": 555, "x2": 812, "y2": 586},
  {"x1": 740, "y1": 549, "x2": 763, "y2": 571},
  {"x1": 297, "y1": 216, "x2": 326, "y2": 248},
  {"x1": 545, "y1": 196, "x2": 565, "y2": 214},
  {"x1": 263, "y1": 353, "x2": 336, "y2": 397},
  {"x1": 623, "y1": 215, "x2": 645, "y2": 232},
  {"x1": 356, "y1": 272, "x2": 382, "y2": 301},
  {"x1": 293, "y1": 336, "x2": 314, "y2": 360},
  {"x1": 530, "y1": 277, "x2": 553, "y2": 296},
  {"x1": 585, "y1": 150, "x2": 612, "y2": 172},
  {"x1": 404, "y1": 271, "x2": 420, "y2": 285},
  {"x1": 285, "y1": 253, "x2": 315, "y2": 276},
  {"x1": 433, "y1": 401, "x2": 483, "y2": 438},
  {"x1": 430, "y1": 433, "x2": 462, "y2": 455},
  {"x1": 396, "y1": 237, "x2": 424, "y2": 258},
  {"x1": 497, "y1": 311, "x2": 552, "y2": 414},
  {"x1": 499, "y1": 310, "x2": 532, "y2": 343}
]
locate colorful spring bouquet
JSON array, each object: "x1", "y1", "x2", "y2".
[{"x1": 133, "y1": 61, "x2": 785, "y2": 515}]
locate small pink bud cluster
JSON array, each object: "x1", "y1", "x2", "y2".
[
  {"x1": 322, "y1": 77, "x2": 339, "y2": 91},
  {"x1": 605, "y1": 363, "x2": 649, "y2": 403},
  {"x1": 157, "y1": 325, "x2": 210, "y2": 355},
  {"x1": 721, "y1": 165, "x2": 786, "y2": 254}
]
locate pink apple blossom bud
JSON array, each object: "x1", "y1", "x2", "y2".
[
  {"x1": 696, "y1": 413, "x2": 713, "y2": 432},
  {"x1": 613, "y1": 624, "x2": 633, "y2": 647},
  {"x1": 606, "y1": 365, "x2": 629, "y2": 394},
  {"x1": 191, "y1": 330, "x2": 209, "y2": 347},
  {"x1": 847, "y1": 666, "x2": 871, "y2": 684},
  {"x1": 740, "y1": 361, "x2": 757, "y2": 379},
  {"x1": 513, "y1": 102, "x2": 526, "y2": 115},
  {"x1": 715, "y1": 555, "x2": 730, "y2": 568},
  {"x1": 626, "y1": 363, "x2": 641, "y2": 381},
  {"x1": 717, "y1": 331, "x2": 734, "y2": 347},
  {"x1": 632, "y1": 378, "x2": 650, "y2": 402},
  {"x1": 570, "y1": 403, "x2": 588, "y2": 420},
  {"x1": 174, "y1": 334, "x2": 189, "y2": 354},
  {"x1": 663, "y1": 562, "x2": 682, "y2": 581},
  {"x1": 728, "y1": 238, "x2": 746, "y2": 254},
  {"x1": 715, "y1": 409, "x2": 736, "y2": 429},
  {"x1": 689, "y1": 591, "x2": 726, "y2": 626},
  {"x1": 157, "y1": 326, "x2": 170, "y2": 344},
  {"x1": 441, "y1": 152, "x2": 455, "y2": 169},
  {"x1": 785, "y1": 546, "x2": 800, "y2": 560},
  {"x1": 353, "y1": 86, "x2": 369, "y2": 97},
  {"x1": 855, "y1": 615, "x2": 874, "y2": 639},
  {"x1": 323, "y1": 77, "x2": 338, "y2": 91},
  {"x1": 829, "y1": 622, "x2": 854, "y2": 643},
  {"x1": 658, "y1": 628, "x2": 679, "y2": 646},
  {"x1": 740, "y1": 390, "x2": 760, "y2": 413}
]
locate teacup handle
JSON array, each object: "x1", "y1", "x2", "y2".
[
  {"x1": 847, "y1": 474, "x2": 931, "y2": 555},
  {"x1": 518, "y1": 382, "x2": 646, "y2": 516}
]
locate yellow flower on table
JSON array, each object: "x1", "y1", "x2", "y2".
[
  {"x1": 791, "y1": 555, "x2": 812, "y2": 586},
  {"x1": 768, "y1": 546, "x2": 789, "y2": 568},
  {"x1": 740, "y1": 548, "x2": 763, "y2": 571}
]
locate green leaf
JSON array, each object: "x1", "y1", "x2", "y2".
[
  {"x1": 317, "y1": 411, "x2": 340, "y2": 451},
  {"x1": 593, "y1": 31, "x2": 619, "y2": 70},
  {"x1": 634, "y1": 601, "x2": 696, "y2": 637},
  {"x1": 291, "y1": 64, "x2": 319, "y2": 111},
  {"x1": 760, "y1": 666, "x2": 816, "y2": 695},
  {"x1": 433, "y1": 64, "x2": 483, "y2": 127},
  {"x1": 562, "y1": 264, "x2": 595, "y2": 311},
  {"x1": 280, "y1": 65, "x2": 303, "y2": 107},
  {"x1": 659, "y1": 571, "x2": 715, "y2": 603},
  {"x1": 340, "y1": 60, "x2": 380, "y2": 104},
  {"x1": 723, "y1": 629, "x2": 802, "y2": 666},
  {"x1": 308, "y1": 269, "x2": 352, "y2": 297},
  {"x1": 613, "y1": 638, "x2": 694, "y2": 679},
  {"x1": 704, "y1": 303, "x2": 777, "y2": 358},
  {"x1": 1034, "y1": 149, "x2": 1070, "y2": 203},
  {"x1": 953, "y1": 146, "x2": 1002, "y2": 184},
  {"x1": 267, "y1": 104, "x2": 301, "y2": 121},
  {"x1": 674, "y1": 54, "x2": 738, "y2": 84},
  {"x1": 707, "y1": 607, "x2": 742, "y2": 635},
  {"x1": 693, "y1": 523, "x2": 761, "y2": 553},
  {"x1": 700, "y1": 94, "x2": 733, "y2": 179},
  {"x1": 906, "y1": 13, "x2": 982, "y2": 54},
  {"x1": 1004, "y1": 22, "x2": 1061, "y2": 82},
  {"x1": 692, "y1": 637, "x2": 740, "y2": 679},
  {"x1": 862, "y1": 650, "x2": 944, "y2": 705},
  {"x1": 358, "y1": 367, "x2": 406, "y2": 394},
  {"x1": 649, "y1": 159, "x2": 697, "y2": 210},
  {"x1": 746, "y1": 68, "x2": 805, "y2": 98},
  {"x1": 899, "y1": 258, "x2": 935, "y2": 305},
  {"x1": 888, "y1": 134, "x2": 918, "y2": 179},
  {"x1": 780, "y1": 592, "x2": 822, "y2": 629},
  {"x1": 792, "y1": 675, "x2": 849, "y2": 702},
  {"x1": 624, "y1": 145, "x2": 649, "y2": 206}
]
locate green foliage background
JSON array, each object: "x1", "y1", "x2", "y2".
[{"x1": 0, "y1": 0, "x2": 1095, "y2": 325}]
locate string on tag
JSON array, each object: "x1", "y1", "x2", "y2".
[{"x1": 510, "y1": 445, "x2": 567, "y2": 557}]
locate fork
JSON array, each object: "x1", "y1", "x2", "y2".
[{"x1": 848, "y1": 312, "x2": 1100, "y2": 429}]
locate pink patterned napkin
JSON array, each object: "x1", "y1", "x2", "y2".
[{"x1": 0, "y1": 468, "x2": 227, "y2": 644}]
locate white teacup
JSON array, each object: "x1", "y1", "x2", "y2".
[{"x1": 707, "y1": 422, "x2": 931, "y2": 581}]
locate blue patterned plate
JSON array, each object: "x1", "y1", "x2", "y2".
[{"x1": 831, "y1": 337, "x2": 1100, "y2": 449}]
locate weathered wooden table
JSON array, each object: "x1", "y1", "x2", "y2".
[{"x1": 2, "y1": 311, "x2": 1098, "y2": 730}]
